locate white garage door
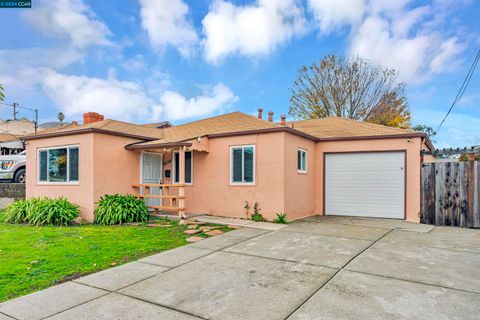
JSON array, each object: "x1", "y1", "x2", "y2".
[{"x1": 325, "y1": 152, "x2": 405, "y2": 219}]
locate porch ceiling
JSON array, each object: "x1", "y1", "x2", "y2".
[{"x1": 126, "y1": 139, "x2": 208, "y2": 153}]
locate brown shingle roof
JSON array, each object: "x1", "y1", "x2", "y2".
[
  {"x1": 25, "y1": 112, "x2": 427, "y2": 148},
  {"x1": 0, "y1": 133, "x2": 20, "y2": 142},
  {"x1": 24, "y1": 119, "x2": 165, "y2": 140},
  {"x1": 24, "y1": 112, "x2": 279, "y2": 142},
  {"x1": 136, "y1": 112, "x2": 279, "y2": 146},
  {"x1": 288, "y1": 117, "x2": 416, "y2": 139}
]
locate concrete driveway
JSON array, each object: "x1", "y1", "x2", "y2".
[{"x1": 1, "y1": 216, "x2": 480, "y2": 320}]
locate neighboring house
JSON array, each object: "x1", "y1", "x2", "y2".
[
  {"x1": 0, "y1": 118, "x2": 36, "y2": 135},
  {"x1": 24, "y1": 110, "x2": 434, "y2": 223},
  {"x1": 0, "y1": 118, "x2": 77, "y2": 154},
  {"x1": 0, "y1": 133, "x2": 23, "y2": 155}
]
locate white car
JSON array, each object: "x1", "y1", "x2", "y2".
[{"x1": 0, "y1": 150, "x2": 26, "y2": 183}]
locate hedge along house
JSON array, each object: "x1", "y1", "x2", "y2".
[{"x1": 24, "y1": 110, "x2": 434, "y2": 223}]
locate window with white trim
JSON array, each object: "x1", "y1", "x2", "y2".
[
  {"x1": 231, "y1": 145, "x2": 255, "y2": 184},
  {"x1": 38, "y1": 146, "x2": 79, "y2": 183},
  {"x1": 173, "y1": 151, "x2": 193, "y2": 184},
  {"x1": 297, "y1": 148, "x2": 307, "y2": 173}
]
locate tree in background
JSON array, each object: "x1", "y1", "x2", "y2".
[
  {"x1": 57, "y1": 112, "x2": 65, "y2": 124},
  {"x1": 0, "y1": 84, "x2": 4, "y2": 102},
  {"x1": 411, "y1": 124, "x2": 437, "y2": 143},
  {"x1": 289, "y1": 55, "x2": 411, "y2": 128}
]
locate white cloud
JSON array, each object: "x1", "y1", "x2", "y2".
[
  {"x1": 139, "y1": 0, "x2": 198, "y2": 58},
  {"x1": 24, "y1": 0, "x2": 111, "y2": 49},
  {"x1": 122, "y1": 54, "x2": 146, "y2": 73},
  {"x1": 42, "y1": 72, "x2": 153, "y2": 121},
  {"x1": 347, "y1": 1, "x2": 464, "y2": 82},
  {"x1": 307, "y1": 0, "x2": 365, "y2": 33},
  {"x1": 202, "y1": 0, "x2": 307, "y2": 64},
  {"x1": 41, "y1": 71, "x2": 237, "y2": 122},
  {"x1": 154, "y1": 84, "x2": 238, "y2": 121},
  {"x1": 429, "y1": 37, "x2": 464, "y2": 73},
  {"x1": 0, "y1": 47, "x2": 83, "y2": 90}
]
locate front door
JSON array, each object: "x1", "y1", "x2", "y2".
[{"x1": 141, "y1": 152, "x2": 163, "y2": 208}]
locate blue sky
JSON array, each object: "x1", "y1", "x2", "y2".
[{"x1": 0, "y1": 0, "x2": 478, "y2": 147}]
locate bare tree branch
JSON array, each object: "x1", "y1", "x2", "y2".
[{"x1": 289, "y1": 55, "x2": 411, "y2": 128}]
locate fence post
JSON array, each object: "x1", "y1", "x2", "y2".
[{"x1": 468, "y1": 155, "x2": 475, "y2": 227}]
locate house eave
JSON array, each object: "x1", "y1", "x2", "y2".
[
  {"x1": 125, "y1": 141, "x2": 193, "y2": 150},
  {"x1": 23, "y1": 128, "x2": 158, "y2": 142},
  {"x1": 315, "y1": 132, "x2": 434, "y2": 150}
]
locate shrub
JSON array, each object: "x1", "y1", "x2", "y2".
[
  {"x1": 2, "y1": 197, "x2": 79, "y2": 226},
  {"x1": 274, "y1": 213, "x2": 288, "y2": 224},
  {"x1": 250, "y1": 202, "x2": 265, "y2": 222},
  {"x1": 251, "y1": 213, "x2": 265, "y2": 222},
  {"x1": 1, "y1": 199, "x2": 29, "y2": 224},
  {"x1": 95, "y1": 194, "x2": 149, "y2": 225}
]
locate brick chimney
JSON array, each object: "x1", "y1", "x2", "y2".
[
  {"x1": 83, "y1": 112, "x2": 104, "y2": 125},
  {"x1": 257, "y1": 108, "x2": 263, "y2": 119},
  {"x1": 268, "y1": 111, "x2": 274, "y2": 122},
  {"x1": 280, "y1": 115, "x2": 286, "y2": 126}
]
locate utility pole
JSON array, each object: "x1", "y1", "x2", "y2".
[
  {"x1": 34, "y1": 109, "x2": 38, "y2": 134},
  {"x1": 12, "y1": 102, "x2": 18, "y2": 120}
]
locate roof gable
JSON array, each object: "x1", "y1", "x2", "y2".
[{"x1": 287, "y1": 117, "x2": 416, "y2": 138}]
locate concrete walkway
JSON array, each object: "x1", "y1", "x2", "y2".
[{"x1": 1, "y1": 216, "x2": 480, "y2": 320}]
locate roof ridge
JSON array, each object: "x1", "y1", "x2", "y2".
[
  {"x1": 290, "y1": 116, "x2": 414, "y2": 132},
  {"x1": 164, "y1": 111, "x2": 242, "y2": 130},
  {"x1": 98, "y1": 119, "x2": 114, "y2": 129},
  {"x1": 241, "y1": 111, "x2": 282, "y2": 127}
]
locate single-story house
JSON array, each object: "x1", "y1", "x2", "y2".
[
  {"x1": 0, "y1": 133, "x2": 24, "y2": 155},
  {"x1": 24, "y1": 110, "x2": 434, "y2": 223}
]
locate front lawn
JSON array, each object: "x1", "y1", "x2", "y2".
[{"x1": 0, "y1": 220, "x2": 229, "y2": 302}]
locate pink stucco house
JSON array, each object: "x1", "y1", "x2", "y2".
[{"x1": 24, "y1": 110, "x2": 434, "y2": 223}]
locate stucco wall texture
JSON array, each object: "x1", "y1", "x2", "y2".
[{"x1": 26, "y1": 132, "x2": 423, "y2": 223}]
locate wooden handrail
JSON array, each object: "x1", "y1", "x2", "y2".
[
  {"x1": 133, "y1": 194, "x2": 185, "y2": 199},
  {"x1": 132, "y1": 183, "x2": 186, "y2": 218},
  {"x1": 132, "y1": 183, "x2": 186, "y2": 188}
]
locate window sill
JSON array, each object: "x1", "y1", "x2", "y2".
[
  {"x1": 230, "y1": 182, "x2": 256, "y2": 186},
  {"x1": 173, "y1": 182, "x2": 193, "y2": 186},
  {"x1": 297, "y1": 171, "x2": 308, "y2": 175},
  {"x1": 37, "y1": 182, "x2": 80, "y2": 186}
]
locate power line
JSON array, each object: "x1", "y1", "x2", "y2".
[
  {"x1": 436, "y1": 49, "x2": 480, "y2": 133},
  {"x1": 0, "y1": 101, "x2": 40, "y2": 133}
]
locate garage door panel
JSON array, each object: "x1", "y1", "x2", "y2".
[
  {"x1": 364, "y1": 187, "x2": 403, "y2": 198},
  {"x1": 328, "y1": 171, "x2": 363, "y2": 181},
  {"x1": 328, "y1": 203, "x2": 403, "y2": 217},
  {"x1": 329, "y1": 194, "x2": 364, "y2": 201},
  {"x1": 328, "y1": 186, "x2": 363, "y2": 195},
  {"x1": 329, "y1": 195, "x2": 402, "y2": 206},
  {"x1": 325, "y1": 152, "x2": 405, "y2": 219}
]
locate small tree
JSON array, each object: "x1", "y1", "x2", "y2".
[
  {"x1": 57, "y1": 112, "x2": 65, "y2": 124},
  {"x1": 289, "y1": 55, "x2": 410, "y2": 128},
  {"x1": 412, "y1": 124, "x2": 437, "y2": 143}
]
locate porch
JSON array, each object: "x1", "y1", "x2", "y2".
[
  {"x1": 126, "y1": 138, "x2": 208, "y2": 220},
  {"x1": 132, "y1": 183, "x2": 187, "y2": 219}
]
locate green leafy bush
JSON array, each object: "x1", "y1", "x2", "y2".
[
  {"x1": 251, "y1": 213, "x2": 265, "y2": 222},
  {"x1": 250, "y1": 202, "x2": 265, "y2": 222},
  {"x1": 274, "y1": 213, "x2": 288, "y2": 224},
  {"x1": 95, "y1": 194, "x2": 149, "y2": 225},
  {"x1": 1, "y1": 197, "x2": 79, "y2": 226}
]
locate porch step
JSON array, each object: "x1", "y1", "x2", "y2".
[
  {"x1": 148, "y1": 205, "x2": 186, "y2": 212},
  {"x1": 134, "y1": 194, "x2": 185, "y2": 199},
  {"x1": 132, "y1": 183, "x2": 186, "y2": 188}
]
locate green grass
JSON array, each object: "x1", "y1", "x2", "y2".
[{"x1": 0, "y1": 219, "x2": 230, "y2": 302}]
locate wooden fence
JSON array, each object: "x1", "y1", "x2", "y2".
[{"x1": 421, "y1": 161, "x2": 480, "y2": 228}]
